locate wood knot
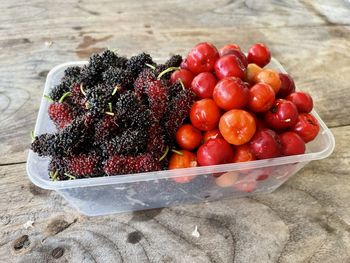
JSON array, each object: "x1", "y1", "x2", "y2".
[
  {"x1": 13, "y1": 235, "x2": 30, "y2": 251},
  {"x1": 46, "y1": 219, "x2": 70, "y2": 235},
  {"x1": 127, "y1": 231, "x2": 142, "y2": 244},
  {"x1": 51, "y1": 247, "x2": 64, "y2": 259}
]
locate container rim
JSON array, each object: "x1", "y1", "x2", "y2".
[{"x1": 26, "y1": 58, "x2": 335, "y2": 190}]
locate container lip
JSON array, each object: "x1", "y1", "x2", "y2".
[{"x1": 27, "y1": 59, "x2": 336, "y2": 190}]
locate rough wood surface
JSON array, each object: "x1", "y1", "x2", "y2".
[{"x1": 1, "y1": 0, "x2": 350, "y2": 262}]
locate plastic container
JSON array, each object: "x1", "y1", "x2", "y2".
[{"x1": 26, "y1": 58, "x2": 335, "y2": 216}]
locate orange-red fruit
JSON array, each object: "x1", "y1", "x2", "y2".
[
  {"x1": 255, "y1": 69, "x2": 281, "y2": 94},
  {"x1": 203, "y1": 129, "x2": 223, "y2": 143},
  {"x1": 232, "y1": 144, "x2": 256, "y2": 163},
  {"x1": 219, "y1": 109, "x2": 256, "y2": 145},
  {"x1": 190, "y1": 98, "x2": 221, "y2": 131},
  {"x1": 248, "y1": 83, "x2": 275, "y2": 113},
  {"x1": 245, "y1": 63, "x2": 262, "y2": 84},
  {"x1": 168, "y1": 150, "x2": 197, "y2": 183},
  {"x1": 176, "y1": 124, "x2": 203, "y2": 151}
]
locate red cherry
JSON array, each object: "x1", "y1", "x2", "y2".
[
  {"x1": 219, "y1": 44, "x2": 241, "y2": 56},
  {"x1": 286, "y1": 92, "x2": 313, "y2": 113},
  {"x1": 197, "y1": 138, "x2": 234, "y2": 166},
  {"x1": 190, "y1": 72, "x2": 217, "y2": 99},
  {"x1": 277, "y1": 73, "x2": 296, "y2": 98},
  {"x1": 203, "y1": 129, "x2": 223, "y2": 143},
  {"x1": 232, "y1": 144, "x2": 256, "y2": 163},
  {"x1": 176, "y1": 124, "x2": 203, "y2": 151},
  {"x1": 213, "y1": 77, "x2": 249, "y2": 110},
  {"x1": 291, "y1": 113, "x2": 320, "y2": 142},
  {"x1": 190, "y1": 98, "x2": 221, "y2": 131},
  {"x1": 264, "y1": 99, "x2": 299, "y2": 130},
  {"x1": 279, "y1": 131, "x2": 306, "y2": 156},
  {"x1": 248, "y1": 83, "x2": 275, "y2": 113},
  {"x1": 170, "y1": 69, "x2": 194, "y2": 89},
  {"x1": 214, "y1": 55, "x2": 246, "y2": 80},
  {"x1": 247, "y1": 43, "x2": 271, "y2": 68},
  {"x1": 249, "y1": 129, "x2": 281, "y2": 159},
  {"x1": 221, "y1": 49, "x2": 248, "y2": 68},
  {"x1": 187, "y1": 42, "x2": 219, "y2": 74}
]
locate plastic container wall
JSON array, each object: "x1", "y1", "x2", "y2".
[{"x1": 27, "y1": 59, "x2": 335, "y2": 216}]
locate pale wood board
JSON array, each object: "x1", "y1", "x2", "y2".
[{"x1": 1, "y1": 0, "x2": 350, "y2": 262}]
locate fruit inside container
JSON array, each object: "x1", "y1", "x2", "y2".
[{"x1": 30, "y1": 42, "x2": 324, "y2": 185}]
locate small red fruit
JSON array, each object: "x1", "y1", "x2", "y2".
[
  {"x1": 277, "y1": 73, "x2": 296, "y2": 98},
  {"x1": 232, "y1": 144, "x2": 256, "y2": 163},
  {"x1": 248, "y1": 83, "x2": 275, "y2": 113},
  {"x1": 219, "y1": 44, "x2": 241, "y2": 56},
  {"x1": 203, "y1": 129, "x2": 223, "y2": 143},
  {"x1": 219, "y1": 109, "x2": 256, "y2": 145},
  {"x1": 197, "y1": 138, "x2": 234, "y2": 166},
  {"x1": 48, "y1": 102, "x2": 74, "y2": 129},
  {"x1": 168, "y1": 150, "x2": 197, "y2": 183},
  {"x1": 291, "y1": 113, "x2": 320, "y2": 142},
  {"x1": 190, "y1": 72, "x2": 217, "y2": 99},
  {"x1": 249, "y1": 129, "x2": 281, "y2": 159},
  {"x1": 190, "y1": 98, "x2": 221, "y2": 131},
  {"x1": 170, "y1": 68, "x2": 194, "y2": 89},
  {"x1": 220, "y1": 48, "x2": 248, "y2": 68},
  {"x1": 247, "y1": 43, "x2": 271, "y2": 68},
  {"x1": 255, "y1": 69, "x2": 281, "y2": 94},
  {"x1": 187, "y1": 42, "x2": 219, "y2": 74},
  {"x1": 214, "y1": 55, "x2": 246, "y2": 80},
  {"x1": 245, "y1": 63, "x2": 262, "y2": 84},
  {"x1": 286, "y1": 92, "x2": 313, "y2": 113},
  {"x1": 213, "y1": 77, "x2": 249, "y2": 110},
  {"x1": 176, "y1": 124, "x2": 203, "y2": 151},
  {"x1": 279, "y1": 131, "x2": 306, "y2": 156},
  {"x1": 264, "y1": 99, "x2": 299, "y2": 130}
]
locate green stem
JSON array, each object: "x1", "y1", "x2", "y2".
[
  {"x1": 178, "y1": 79, "x2": 185, "y2": 90},
  {"x1": 108, "y1": 102, "x2": 112, "y2": 112},
  {"x1": 171, "y1": 149, "x2": 184, "y2": 156},
  {"x1": 112, "y1": 85, "x2": 121, "y2": 96},
  {"x1": 80, "y1": 83, "x2": 86, "y2": 96},
  {"x1": 105, "y1": 112, "x2": 115, "y2": 116},
  {"x1": 43, "y1": 95, "x2": 54, "y2": 102},
  {"x1": 157, "y1": 67, "x2": 180, "y2": 80},
  {"x1": 64, "y1": 173, "x2": 76, "y2": 180},
  {"x1": 58, "y1": 92, "x2": 72, "y2": 103},
  {"x1": 50, "y1": 171, "x2": 58, "y2": 181},
  {"x1": 159, "y1": 146, "x2": 169, "y2": 161},
  {"x1": 30, "y1": 130, "x2": 35, "y2": 141},
  {"x1": 145, "y1": 63, "x2": 156, "y2": 70}
]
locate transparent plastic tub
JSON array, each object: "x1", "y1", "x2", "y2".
[{"x1": 26, "y1": 58, "x2": 335, "y2": 216}]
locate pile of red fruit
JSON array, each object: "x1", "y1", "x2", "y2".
[{"x1": 167, "y1": 42, "x2": 320, "y2": 183}]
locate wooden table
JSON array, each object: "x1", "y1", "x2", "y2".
[{"x1": 1, "y1": 1, "x2": 349, "y2": 262}]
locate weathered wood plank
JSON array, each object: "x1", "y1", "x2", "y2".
[
  {"x1": 0, "y1": 24, "x2": 349, "y2": 164},
  {"x1": 0, "y1": 126, "x2": 349, "y2": 262}
]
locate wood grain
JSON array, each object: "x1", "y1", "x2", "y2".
[
  {"x1": 1, "y1": 0, "x2": 350, "y2": 262},
  {"x1": 1, "y1": 126, "x2": 349, "y2": 262}
]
